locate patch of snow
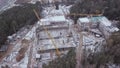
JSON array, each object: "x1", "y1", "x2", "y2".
[
  {"x1": 41, "y1": 53, "x2": 51, "y2": 60},
  {"x1": 90, "y1": 29, "x2": 102, "y2": 35},
  {"x1": 78, "y1": 17, "x2": 90, "y2": 23},
  {"x1": 24, "y1": 26, "x2": 36, "y2": 40},
  {"x1": 48, "y1": 16, "x2": 66, "y2": 22},
  {"x1": 99, "y1": 16, "x2": 112, "y2": 26},
  {"x1": 114, "y1": 27, "x2": 119, "y2": 31},
  {"x1": 83, "y1": 36, "x2": 95, "y2": 45},
  {"x1": 36, "y1": 54, "x2": 41, "y2": 58}
]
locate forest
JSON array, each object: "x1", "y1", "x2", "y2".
[
  {"x1": 70, "y1": 0, "x2": 120, "y2": 27},
  {"x1": 0, "y1": 2, "x2": 42, "y2": 47}
]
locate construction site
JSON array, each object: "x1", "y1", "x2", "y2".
[{"x1": 0, "y1": 0, "x2": 119, "y2": 68}]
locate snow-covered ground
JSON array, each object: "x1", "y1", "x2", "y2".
[
  {"x1": 0, "y1": 24, "x2": 37, "y2": 68},
  {"x1": 0, "y1": 0, "x2": 17, "y2": 12},
  {"x1": 0, "y1": 4, "x2": 107, "y2": 68},
  {"x1": 42, "y1": 5, "x2": 71, "y2": 18}
]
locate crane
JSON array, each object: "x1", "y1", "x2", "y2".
[{"x1": 33, "y1": 9, "x2": 60, "y2": 56}]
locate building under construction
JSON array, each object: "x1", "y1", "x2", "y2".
[{"x1": 0, "y1": 1, "x2": 119, "y2": 68}]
